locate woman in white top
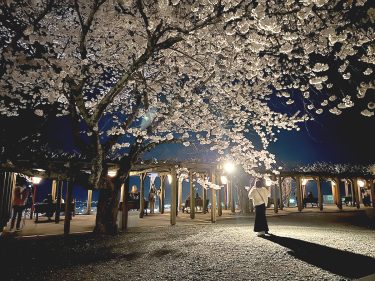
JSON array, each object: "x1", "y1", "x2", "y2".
[{"x1": 248, "y1": 179, "x2": 270, "y2": 237}]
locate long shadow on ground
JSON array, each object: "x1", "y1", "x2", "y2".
[
  {"x1": 0, "y1": 233, "x2": 142, "y2": 280},
  {"x1": 263, "y1": 234, "x2": 375, "y2": 279}
]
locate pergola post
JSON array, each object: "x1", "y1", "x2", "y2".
[
  {"x1": 369, "y1": 180, "x2": 375, "y2": 208},
  {"x1": 210, "y1": 170, "x2": 217, "y2": 223},
  {"x1": 86, "y1": 190, "x2": 92, "y2": 215},
  {"x1": 55, "y1": 180, "x2": 62, "y2": 223},
  {"x1": 317, "y1": 177, "x2": 323, "y2": 211},
  {"x1": 230, "y1": 176, "x2": 235, "y2": 214},
  {"x1": 296, "y1": 176, "x2": 302, "y2": 211},
  {"x1": 178, "y1": 178, "x2": 183, "y2": 211},
  {"x1": 331, "y1": 180, "x2": 337, "y2": 205},
  {"x1": 353, "y1": 178, "x2": 360, "y2": 209},
  {"x1": 51, "y1": 180, "x2": 57, "y2": 201},
  {"x1": 170, "y1": 168, "x2": 177, "y2": 225},
  {"x1": 335, "y1": 177, "x2": 342, "y2": 210},
  {"x1": 202, "y1": 180, "x2": 207, "y2": 214},
  {"x1": 121, "y1": 176, "x2": 129, "y2": 231},
  {"x1": 160, "y1": 175, "x2": 165, "y2": 214},
  {"x1": 189, "y1": 171, "x2": 195, "y2": 219},
  {"x1": 64, "y1": 180, "x2": 73, "y2": 236},
  {"x1": 224, "y1": 184, "x2": 228, "y2": 210},
  {"x1": 217, "y1": 172, "x2": 222, "y2": 216},
  {"x1": 278, "y1": 176, "x2": 284, "y2": 210},
  {"x1": 344, "y1": 180, "x2": 349, "y2": 197},
  {"x1": 139, "y1": 173, "x2": 145, "y2": 218},
  {"x1": 273, "y1": 182, "x2": 278, "y2": 213}
]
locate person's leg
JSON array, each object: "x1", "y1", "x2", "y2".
[
  {"x1": 10, "y1": 207, "x2": 17, "y2": 230},
  {"x1": 16, "y1": 206, "x2": 24, "y2": 230},
  {"x1": 254, "y1": 204, "x2": 268, "y2": 235}
]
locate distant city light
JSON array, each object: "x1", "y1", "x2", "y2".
[
  {"x1": 224, "y1": 161, "x2": 235, "y2": 174},
  {"x1": 31, "y1": 176, "x2": 42, "y2": 184}
]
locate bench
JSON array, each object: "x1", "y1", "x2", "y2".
[
  {"x1": 34, "y1": 202, "x2": 75, "y2": 222},
  {"x1": 303, "y1": 197, "x2": 318, "y2": 208},
  {"x1": 182, "y1": 198, "x2": 209, "y2": 214},
  {"x1": 119, "y1": 199, "x2": 149, "y2": 215},
  {"x1": 342, "y1": 196, "x2": 353, "y2": 206}
]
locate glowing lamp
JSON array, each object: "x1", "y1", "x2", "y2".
[
  {"x1": 107, "y1": 170, "x2": 117, "y2": 177},
  {"x1": 224, "y1": 161, "x2": 235, "y2": 174},
  {"x1": 357, "y1": 180, "x2": 365, "y2": 188},
  {"x1": 221, "y1": 176, "x2": 228, "y2": 185},
  {"x1": 31, "y1": 177, "x2": 42, "y2": 185},
  {"x1": 302, "y1": 179, "x2": 308, "y2": 186}
]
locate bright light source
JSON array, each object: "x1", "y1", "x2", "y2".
[
  {"x1": 224, "y1": 161, "x2": 235, "y2": 174},
  {"x1": 265, "y1": 178, "x2": 272, "y2": 187},
  {"x1": 167, "y1": 174, "x2": 172, "y2": 184},
  {"x1": 302, "y1": 178, "x2": 308, "y2": 185},
  {"x1": 221, "y1": 176, "x2": 228, "y2": 185},
  {"x1": 107, "y1": 170, "x2": 117, "y2": 177},
  {"x1": 32, "y1": 177, "x2": 42, "y2": 184},
  {"x1": 357, "y1": 179, "x2": 365, "y2": 188}
]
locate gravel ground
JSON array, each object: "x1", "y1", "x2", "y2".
[{"x1": 1, "y1": 210, "x2": 375, "y2": 281}]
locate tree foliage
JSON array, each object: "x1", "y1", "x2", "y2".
[{"x1": 1, "y1": 0, "x2": 374, "y2": 185}]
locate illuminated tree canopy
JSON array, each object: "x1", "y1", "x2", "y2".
[{"x1": 1, "y1": 0, "x2": 374, "y2": 233}]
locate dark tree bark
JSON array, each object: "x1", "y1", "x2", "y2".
[{"x1": 94, "y1": 178, "x2": 121, "y2": 235}]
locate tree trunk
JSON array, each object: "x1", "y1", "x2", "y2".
[{"x1": 94, "y1": 178, "x2": 121, "y2": 235}]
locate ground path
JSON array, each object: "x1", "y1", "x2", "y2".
[{"x1": 0, "y1": 208, "x2": 374, "y2": 281}]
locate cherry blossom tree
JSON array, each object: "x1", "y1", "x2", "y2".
[{"x1": 1, "y1": 0, "x2": 374, "y2": 233}]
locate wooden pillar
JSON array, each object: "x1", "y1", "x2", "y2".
[
  {"x1": 170, "y1": 169, "x2": 177, "y2": 225},
  {"x1": 139, "y1": 174, "x2": 145, "y2": 218},
  {"x1": 51, "y1": 180, "x2": 57, "y2": 201},
  {"x1": 64, "y1": 181, "x2": 73, "y2": 236},
  {"x1": 335, "y1": 178, "x2": 342, "y2": 210},
  {"x1": 160, "y1": 175, "x2": 165, "y2": 214},
  {"x1": 202, "y1": 182, "x2": 207, "y2": 214},
  {"x1": 331, "y1": 180, "x2": 337, "y2": 205},
  {"x1": 121, "y1": 176, "x2": 130, "y2": 231},
  {"x1": 55, "y1": 180, "x2": 62, "y2": 223},
  {"x1": 278, "y1": 176, "x2": 284, "y2": 210},
  {"x1": 369, "y1": 180, "x2": 375, "y2": 208},
  {"x1": 224, "y1": 184, "x2": 228, "y2": 210},
  {"x1": 189, "y1": 171, "x2": 195, "y2": 219},
  {"x1": 178, "y1": 178, "x2": 183, "y2": 211},
  {"x1": 273, "y1": 183, "x2": 278, "y2": 213},
  {"x1": 217, "y1": 172, "x2": 222, "y2": 216},
  {"x1": 210, "y1": 170, "x2": 217, "y2": 223},
  {"x1": 344, "y1": 180, "x2": 349, "y2": 197},
  {"x1": 296, "y1": 177, "x2": 302, "y2": 211},
  {"x1": 86, "y1": 190, "x2": 92, "y2": 215},
  {"x1": 353, "y1": 178, "x2": 360, "y2": 209},
  {"x1": 317, "y1": 177, "x2": 323, "y2": 211},
  {"x1": 230, "y1": 176, "x2": 235, "y2": 213}
]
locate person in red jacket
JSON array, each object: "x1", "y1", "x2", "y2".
[{"x1": 10, "y1": 177, "x2": 30, "y2": 231}]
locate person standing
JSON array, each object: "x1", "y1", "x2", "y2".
[
  {"x1": 148, "y1": 186, "x2": 156, "y2": 214},
  {"x1": 248, "y1": 178, "x2": 270, "y2": 237},
  {"x1": 10, "y1": 177, "x2": 30, "y2": 231}
]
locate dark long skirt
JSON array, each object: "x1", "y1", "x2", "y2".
[{"x1": 254, "y1": 203, "x2": 269, "y2": 232}]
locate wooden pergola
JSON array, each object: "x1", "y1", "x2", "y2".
[
  {"x1": 1, "y1": 161, "x2": 374, "y2": 235},
  {"x1": 118, "y1": 161, "x2": 224, "y2": 230},
  {"x1": 273, "y1": 171, "x2": 375, "y2": 213}
]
